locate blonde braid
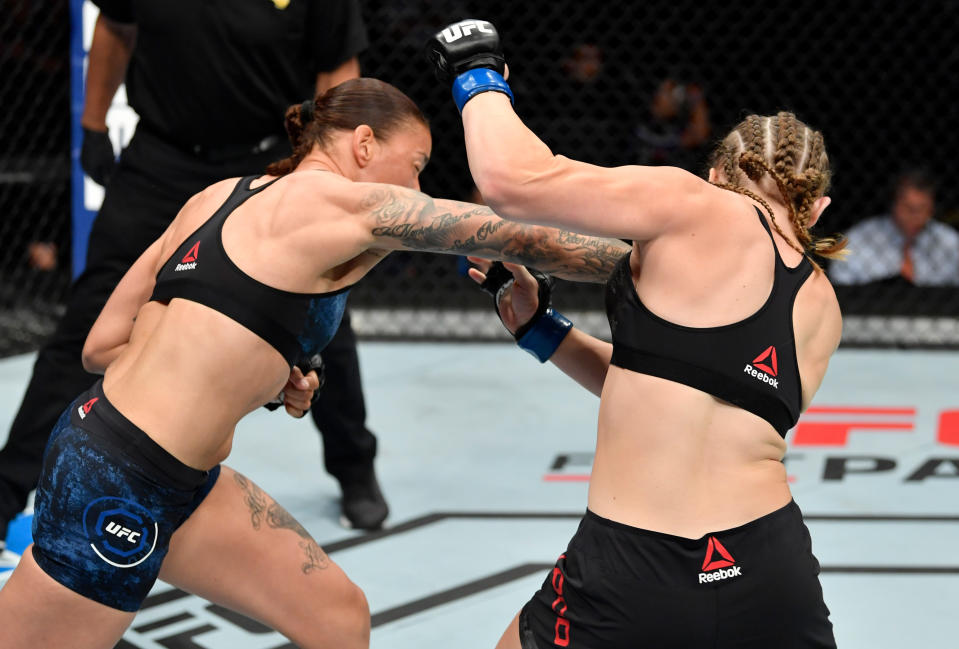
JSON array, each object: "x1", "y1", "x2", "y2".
[
  {"x1": 708, "y1": 112, "x2": 848, "y2": 263},
  {"x1": 735, "y1": 150, "x2": 806, "y2": 255},
  {"x1": 802, "y1": 131, "x2": 848, "y2": 260},
  {"x1": 769, "y1": 113, "x2": 813, "y2": 251}
]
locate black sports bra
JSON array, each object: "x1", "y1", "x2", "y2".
[
  {"x1": 605, "y1": 208, "x2": 813, "y2": 436},
  {"x1": 150, "y1": 176, "x2": 350, "y2": 367}
]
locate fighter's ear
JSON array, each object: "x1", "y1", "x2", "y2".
[
  {"x1": 351, "y1": 125, "x2": 376, "y2": 168},
  {"x1": 807, "y1": 196, "x2": 831, "y2": 229}
]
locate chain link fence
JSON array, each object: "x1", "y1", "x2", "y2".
[
  {"x1": 351, "y1": 0, "x2": 959, "y2": 345},
  {"x1": 1, "y1": 0, "x2": 957, "y2": 356},
  {"x1": 0, "y1": 0, "x2": 71, "y2": 356}
]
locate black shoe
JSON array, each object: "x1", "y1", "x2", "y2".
[{"x1": 338, "y1": 467, "x2": 389, "y2": 531}]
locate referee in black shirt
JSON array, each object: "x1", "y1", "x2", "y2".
[{"x1": 0, "y1": 0, "x2": 388, "y2": 546}]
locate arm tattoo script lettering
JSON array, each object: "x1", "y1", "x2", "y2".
[
  {"x1": 363, "y1": 187, "x2": 630, "y2": 282},
  {"x1": 233, "y1": 472, "x2": 330, "y2": 574}
]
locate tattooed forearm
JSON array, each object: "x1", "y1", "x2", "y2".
[
  {"x1": 364, "y1": 187, "x2": 630, "y2": 283},
  {"x1": 233, "y1": 472, "x2": 330, "y2": 574}
]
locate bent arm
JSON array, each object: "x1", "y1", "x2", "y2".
[
  {"x1": 81, "y1": 14, "x2": 136, "y2": 131},
  {"x1": 360, "y1": 184, "x2": 630, "y2": 283},
  {"x1": 82, "y1": 234, "x2": 165, "y2": 373},
  {"x1": 549, "y1": 329, "x2": 613, "y2": 397},
  {"x1": 81, "y1": 189, "x2": 201, "y2": 371},
  {"x1": 460, "y1": 92, "x2": 708, "y2": 242}
]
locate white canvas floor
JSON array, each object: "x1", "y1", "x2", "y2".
[{"x1": 2, "y1": 344, "x2": 957, "y2": 648}]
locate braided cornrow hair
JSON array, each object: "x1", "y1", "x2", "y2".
[{"x1": 708, "y1": 112, "x2": 847, "y2": 264}]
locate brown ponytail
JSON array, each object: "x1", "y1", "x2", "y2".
[{"x1": 266, "y1": 78, "x2": 429, "y2": 176}]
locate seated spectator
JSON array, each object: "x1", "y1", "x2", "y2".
[
  {"x1": 633, "y1": 74, "x2": 711, "y2": 172},
  {"x1": 830, "y1": 168, "x2": 959, "y2": 286},
  {"x1": 529, "y1": 42, "x2": 631, "y2": 168}
]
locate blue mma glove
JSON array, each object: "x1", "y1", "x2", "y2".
[{"x1": 479, "y1": 262, "x2": 572, "y2": 362}]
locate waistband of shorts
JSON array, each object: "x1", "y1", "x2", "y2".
[
  {"x1": 584, "y1": 499, "x2": 800, "y2": 547},
  {"x1": 78, "y1": 380, "x2": 210, "y2": 491}
]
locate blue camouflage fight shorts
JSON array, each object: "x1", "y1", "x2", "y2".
[{"x1": 31, "y1": 380, "x2": 220, "y2": 611}]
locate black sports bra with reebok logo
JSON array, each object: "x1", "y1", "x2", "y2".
[
  {"x1": 605, "y1": 208, "x2": 813, "y2": 437},
  {"x1": 150, "y1": 175, "x2": 350, "y2": 367}
]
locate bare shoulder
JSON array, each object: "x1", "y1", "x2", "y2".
[
  {"x1": 175, "y1": 177, "x2": 243, "y2": 220},
  {"x1": 796, "y1": 267, "x2": 843, "y2": 350},
  {"x1": 598, "y1": 163, "x2": 714, "y2": 209},
  {"x1": 283, "y1": 171, "x2": 376, "y2": 214},
  {"x1": 639, "y1": 166, "x2": 735, "y2": 227}
]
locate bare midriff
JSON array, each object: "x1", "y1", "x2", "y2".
[
  {"x1": 102, "y1": 299, "x2": 290, "y2": 471},
  {"x1": 586, "y1": 365, "x2": 792, "y2": 539}
]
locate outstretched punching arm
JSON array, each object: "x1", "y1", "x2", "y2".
[{"x1": 360, "y1": 184, "x2": 630, "y2": 283}]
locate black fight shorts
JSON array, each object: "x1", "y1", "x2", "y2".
[
  {"x1": 32, "y1": 381, "x2": 220, "y2": 611},
  {"x1": 520, "y1": 501, "x2": 836, "y2": 649}
]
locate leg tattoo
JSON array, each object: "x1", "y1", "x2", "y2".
[{"x1": 233, "y1": 472, "x2": 330, "y2": 573}]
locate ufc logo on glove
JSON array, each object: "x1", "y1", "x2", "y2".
[{"x1": 440, "y1": 20, "x2": 494, "y2": 43}]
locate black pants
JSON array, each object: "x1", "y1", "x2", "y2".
[{"x1": 0, "y1": 127, "x2": 376, "y2": 537}]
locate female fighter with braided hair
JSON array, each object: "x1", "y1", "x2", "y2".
[
  {"x1": 0, "y1": 77, "x2": 629, "y2": 649},
  {"x1": 429, "y1": 20, "x2": 845, "y2": 649}
]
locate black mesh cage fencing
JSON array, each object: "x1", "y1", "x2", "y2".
[
  {"x1": 0, "y1": 0, "x2": 957, "y2": 356},
  {"x1": 0, "y1": 0, "x2": 71, "y2": 356},
  {"x1": 351, "y1": 0, "x2": 959, "y2": 346}
]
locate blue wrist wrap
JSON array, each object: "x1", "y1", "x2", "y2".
[
  {"x1": 516, "y1": 308, "x2": 573, "y2": 363},
  {"x1": 452, "y1": 69, "x2": 514, "y2": 113}
]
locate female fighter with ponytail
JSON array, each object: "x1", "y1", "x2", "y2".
[
  {"x1": 0, "y1": 77, "x2": 629, "y2": 649},
  {"x1": 430, "y1": 20, "x2": 845, "y2": 649}
]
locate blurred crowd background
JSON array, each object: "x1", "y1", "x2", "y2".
[{"x1": 1, "y1": 0, "x2": 957, "y2": 356}]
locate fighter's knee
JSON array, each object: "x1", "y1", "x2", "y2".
[
  {"x1": 300, "y1": 579, "x2": 369, "y2": 649},
  {"x1": 337, "y1": 581, "x2": 370, "y2": 644}
]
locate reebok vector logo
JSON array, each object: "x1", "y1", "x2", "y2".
[
  {"x1": 698, "y1": 536, "x2": 742, "y2": 584},
  {"x1": 175, "y1": 242, "x2": 199, "y2": 272},
  {"x1": 77, "y1": 397, "x2": 99, "y2": 419},
  {"x1": 744, "y1": 345, "x2": 779, "y2": 388}
]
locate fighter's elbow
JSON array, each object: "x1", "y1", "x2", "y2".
[
  {"x1": 475, "y1": 172, "x2": 537, "y2": 224},
  {"x1": 81, "y1": 341, "x2": 108, "y2": 374},
  {"x1": 475, "y1": 156, "x2": 566, "y2": 224}
]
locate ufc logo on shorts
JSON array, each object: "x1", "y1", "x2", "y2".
[
  {"x1": 105, "y1": 521, "x2": 141, "y2": 544},
  {"x1": 440, "y1": 20, "x2": 493, "y2": 43}
]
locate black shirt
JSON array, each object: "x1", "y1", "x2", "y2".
[{"x1": 94, "y1": 0, "x2": 367, "y2": 148}]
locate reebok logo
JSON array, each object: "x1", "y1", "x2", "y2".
[
  {"x1": 175, "y1": 241, "x2": 200, "y2": 272},
  {"x1": 77, "y1": 397, "x2": 98, "y2": 419},
  {"x1": 698, "y1": 536, "x2": 742, "y2": 584},
  {"x1": 751, "y1": 346, "x2": 778, "y2": 375},
  {"x1": 743, "y1": 345, "x2": 779, "y2": 389}
]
